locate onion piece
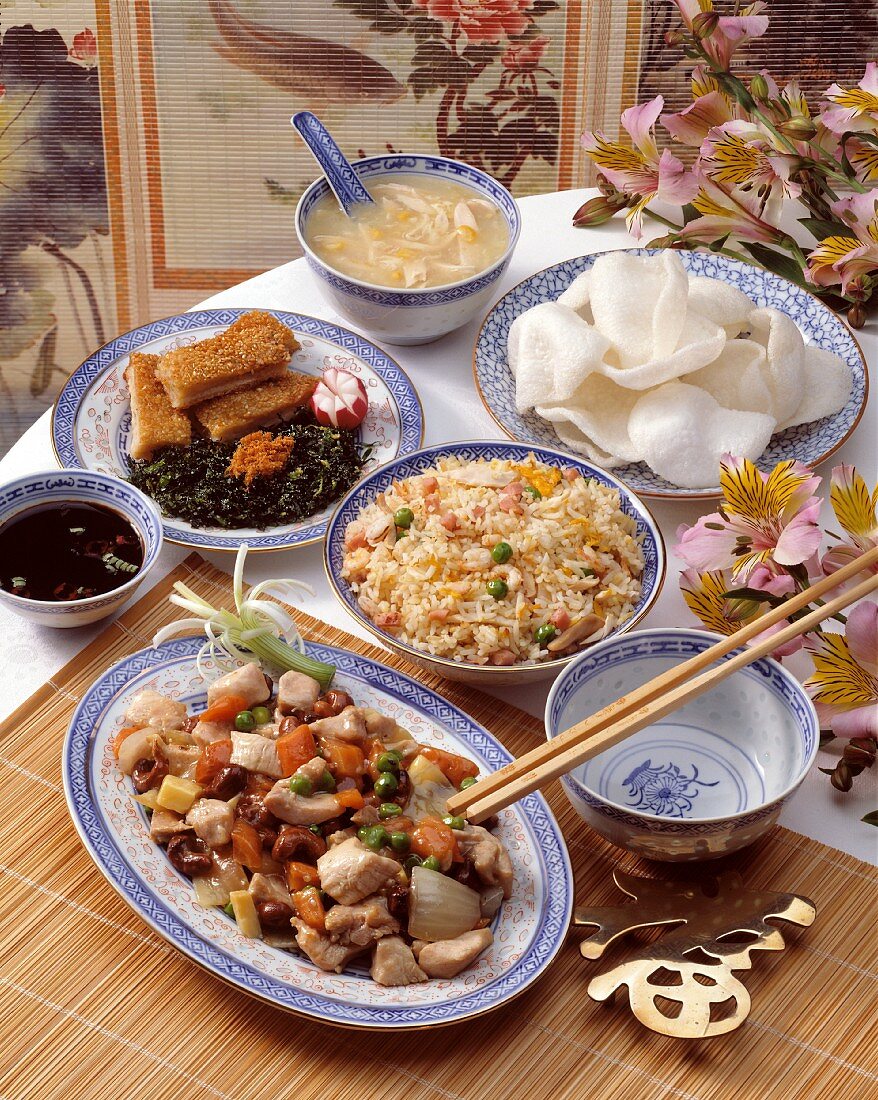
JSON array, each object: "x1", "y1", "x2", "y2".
[
  {"x1": 117, "y1": 729, "x2": 160, "y2": 775},
  {"x1": 408, "y1": 866, "x2": 481, "y2": 942}
]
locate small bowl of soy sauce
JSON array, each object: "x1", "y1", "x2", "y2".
[{"x1": 0, "y1": 470, "x2": 163, "y2": 628}]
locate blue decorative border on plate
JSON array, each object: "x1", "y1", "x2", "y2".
[
  {"x1": 63, "y1": 637, "x2": 573, "y2": 1029},
  {"x1": 51, "y1": 309, "x2": 424, "y2": 551},
  {"x1": 547, "y1": 629, "x2": 819, "y2": 836},
  {"x1": 474, "y1": 249, "x2": 868, "y2": 498},
  {"x1": 325, "y1": 440, "x2": 665, "y2": 671}
]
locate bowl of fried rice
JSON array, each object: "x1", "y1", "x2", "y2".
[{"x1": 324, "y1": 441, "x2": 665, "y2": 684}]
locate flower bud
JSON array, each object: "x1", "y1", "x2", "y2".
[
  {"x1": 777, "y1": 116, "x2": 817, "y2": 141},
  {"x1": 596, "y1": 172, "x2": 619, "y2": 199},
  {"x1": 572, "y1": 195, "x2": 626, "y2": 228},
  {"x1": 691, "y1": 11, "x2": 719, "y2": 38},
  {"x1": 830, "y1": 761, "x2": 853, "y2": 792},
  {"x1": 843, "y1": 742, "x2": 875, "y2": 770},
  {"x1": 749, "y1": 74, "x2": 770, "y2": 101},
  {"x1": 848, "y1": 303, "x2": 866, "y2": 329},
  {"x1": 664, "y1": 29, "x2": 686, "y2": 47},
  {"x1": 845, "y1": 274, "x2": 873, "y2": 303}
]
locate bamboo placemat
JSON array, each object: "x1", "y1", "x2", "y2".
[{"x1": 1, "y1": 554, "x2": 875, "y2": 1100}]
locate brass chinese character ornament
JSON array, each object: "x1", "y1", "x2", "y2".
[{"x1": 575, "y1": 869, "x2": 816, "y2": 1038}]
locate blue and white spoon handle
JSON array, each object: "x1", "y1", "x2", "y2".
[{"x1": 291, "y1": 111, "x2": 373, "y2": 216}]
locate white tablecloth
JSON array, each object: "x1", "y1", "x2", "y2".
[{"x1": 2, "y1": 189, "x2": 875, "y2": 862}]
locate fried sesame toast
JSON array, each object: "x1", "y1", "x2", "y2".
[
  {"x1": 192, "y1": 370, "x2": 318, "y2": 442},
  {"x1": 124, "y1": 352, "x2": 192, "y2": 460}
]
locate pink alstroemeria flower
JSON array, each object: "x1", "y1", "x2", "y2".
[
  {"x1": 820, "y1": 62, "x2": 878, "y2": 135},
  {"x1": 700, "y1": 119, "x2": 802, "y2": 200},
  {"x1": 662, "y1": 89, "x2": 735, "y2": 147},
  {"x1": 805, "y1": 601, "x2": 878, "y2": 739},
  {"x1": 671, "y1": 0, "x2": 769, "y2": 69},
  {"x1": 805, "y1": 192, "x2": 878, "y2": 295},
  {"x1": 680, "y1": 568, "x2": 803, "y2": 657},
  {"x1": 821, "y1": 464, "x2": 878, "y2": 581},
  {"x1": 674, "y1": 172, "x2": 785, "y2": 246},
  {"x1": 676, "y1": 455, "x2": 823, "y2": 580},
  {"x1": 581, "y1": 96, "x2": 698, "y2": 239}
]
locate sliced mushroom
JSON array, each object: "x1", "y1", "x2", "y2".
[{"x1": 546, "y1": 613, "x2": 605, "y2": 652}]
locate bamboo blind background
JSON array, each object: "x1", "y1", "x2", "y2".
[{"x1": 1, "y1": 553, "x2": 876, "y2": 1100}]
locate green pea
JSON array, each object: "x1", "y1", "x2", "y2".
[
  {"x1": 223, "y1": 901, "x2": 235, "y2": 917},
  {"x1": 524, "y1": 484, "x2": 541, "y2": 500},
  {"x1": 376, "y1": 752, "x2": 400, "y2": 773},
  {"x1": 251, "y1": 705, "x2": 272, "y2": 725},
  {"x1": 459, "y1": 775, "x2": 477, "y2": 791},
  {"x1": 288, "y1": 774, "x2": 313, "y2": 797},
  {"x1": 581, "y1": 567, "x2": 596, "y2": 579},
  {"x1": 317, "y1": 769, "x2": 336, "y2": 792},
  {"x1": 363, "y1": 825, "x2": 389, "y2": 851},
  {"x1": 373, "y1": 772, "x2": 398, "y2": 798},
  {"x1": 234, "y1": 710, "x2": 256, "y2": 732},
  {"x1": 422, "y1": 855, "x2": 441, "y2": 872},
  {"x1": 394, "y1": 507, "x2": 414, "y2": 529},
  {"x1": 309, "y1": 824, "x2": 323, "y2": 836},
  {"x1": 379, "y1": 802, "x2": 403, "y2": 819},
  {"x1": 390, "y1": 831, "x2": 410, "y2": 852},
  {"x1": 491, "y1": 541, "x2": 513, "y2": 564},
  {"x1": 403, "y1": 854, "x2": 423, "y2": 875},
  {"x1": 535, "y1": 623, "x2": 557, "y2": 646},
  {"x1": 442, "y1": 814, "x2": 465, "y2": 831},
  {"x1": 395, "y1": 527, "x2": 408, "y2": 539},
  {"x1": 357, "y1": 825, "x2": 372, "y2": 844},
  {"x1": 486, "y1": 578, "x2": 508, "y2": 600}
]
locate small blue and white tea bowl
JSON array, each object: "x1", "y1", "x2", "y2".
[
  {"x1": 295, "y1": 154, "x2": 521, "y2": 345},
  {"x1": 546, "y1": 629, "x2": 819, "y2": 861},
  {"x1": 0, "y1": 470, "x2": 163, "y2": 629}
]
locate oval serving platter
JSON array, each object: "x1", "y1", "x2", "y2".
[
  {"x1": 64, "y1": 637, "x2": 573, "y2": 1029},
  {"x1": 52, "y1": 309, "x2": 424, "y2": 552},
  {"x1": 474, "y1": 249, "x2": 868, "y2": 500}
]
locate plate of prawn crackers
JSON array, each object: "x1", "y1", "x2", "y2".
[
  {"x1": 474, "y1": 249, "x2": 867, "y2": 498},
  {"x1": 52, "y1": 309, "x2": 424, "y2": 551}
]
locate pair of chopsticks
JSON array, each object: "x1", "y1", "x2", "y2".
[{"x1": 447, "y1": 545, "x2": 878, "y2": 824}]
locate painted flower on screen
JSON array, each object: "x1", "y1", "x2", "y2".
[
  {"x1": 501, "y1": 34, "x2": 548, "y2": 70},
  {"x1": 69, "y1": 28, "x2": 97, "y2": 68},
  {"x1": 413, "y1": 0, "x2": 535, "y2": 43}
]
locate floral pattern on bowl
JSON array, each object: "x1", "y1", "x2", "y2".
[{"x1": 474, "y1": 248, "x2": 868, "y2": 499}]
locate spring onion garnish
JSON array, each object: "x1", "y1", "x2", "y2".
[
  {"x1": 102, "y1": 552, "x2": 138, "y2": 575},
  {"x1": 153, "y1": 545, "x2": 335, "y2": 688}
]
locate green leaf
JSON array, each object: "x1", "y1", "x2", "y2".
[
  {"x1": 720, "y1": 587, "x2": 785, "y2": 606},
  {"x1": 30, "y1": 325, "x2": 58, "y2": 398},
  {"x1": 742, "y1": 242, "x2": 808, "y2": 288},
  {"x1": 861, "y1": 810, "x2": 878, "y2": 827},
  {"x1": 798, "y1": 216, "x2": 852, "y2": 242},
  {"x1": 681, "y1": 203, "x2": 700, "y2": 225}
]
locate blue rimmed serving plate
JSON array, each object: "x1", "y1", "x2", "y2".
[
  {"x1": 63, "y1": 637, "x2": 573, "y2": 1029},
  {"x1": 52, "y1": 309, "x2": 424, "y2": 551},
  {"x1": 473, "y1": 249, "x2": 868, "y2": 499}
]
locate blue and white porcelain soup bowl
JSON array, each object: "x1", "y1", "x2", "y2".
[
  {"x1": 0, "y1": 470, "x2": 163, "y2": 629},
  {"x1": 546, "y1": 629, "x2": 819, "y2": 861},
  {"x1": 295, "y1": 154, "x2": 521, "y2": 345}
]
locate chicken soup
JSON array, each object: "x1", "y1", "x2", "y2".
[{"x1": 305, "y1": 175, "x2": 509, "y2": 289}]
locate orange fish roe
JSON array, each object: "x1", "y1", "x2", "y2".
[{"x1": 225, "y1": 431, "x2": 295, "y2": 488}]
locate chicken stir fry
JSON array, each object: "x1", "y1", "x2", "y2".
[{"x1": 114, "y1": 665, "x2": 512, "y2": 985}]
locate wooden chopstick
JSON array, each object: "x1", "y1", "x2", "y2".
[
  {"x1": 448, "y1": 544, "x2": 878, "y2": 818},
  {"x1": 453, "y1": 563, "x2": 878, "y2": 825}
]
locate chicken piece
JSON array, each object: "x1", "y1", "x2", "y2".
[
  {"x1": 124, "y1": 352, "x2": 192, "y2": 460},
  {"x1": 165, "y1": 744, "x2": 200, "y2": 780},
  {"x1": 361, "y1": 707, "x2": 398, "y2": 740},
  {"x1": 417, "y1": 928, "x2": 493, "y2": 979},
  {"x1": 248, "y1": 872, "x2": 292, "y2": 907},
  {"x1": 452, "y1": 825, "x2": 514, "y2": 898},
  {"x1": 154, "y1": 311, "x2": 297, "y2": 409},
  {"x1": 276, "y1": 670, "x2": 322, "y2": 715},
  {"x1": 326, "y1": 828, "x2": 357, "y2": 847},
  {"x1": 230, "y1": 731, "x2": 282, "y2": 778},
  {"x1": 370, "y1": 936, "x2": 427, "y2": 986},
  {"x1": 324, "y1": 896, "x2": 399, "y2": 947},
  {"x1": 149, "y1": 808, "x2": 189, "y2": 843},
  {"x1": 308, "y1": 706, "x2": 367, "y2": 743},
  {"x1": 350, "y1": 804, "x2": 381, "y2": 827},
  {"x1": 207, "y1": 664, "x2": 270, "y2": 709},
  {"x1": 124, "y1": 688, "x2": 187, "y2": 732},
  {"x1": 317, "y1": 837, "x2": 400, "y2": 906},
  {"x1": 185, "y1": 798, "x2": 234, "y2": 847},
  {"x1": 264, "y1": 780, "x2": 341, "y2": 825},
  {"x1": 293, "y1": 922, "x2": 366, "y2": 973},
  {"x1": 192, "y1": 718, "x2": 232, "y2": 747},
  {"x1": 295, "y1": 756, "x2": 330, "y2": 786}
]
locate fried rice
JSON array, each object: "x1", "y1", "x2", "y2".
[{"x1": 341, "y1": 455, "x2": 645, "y2": 666}]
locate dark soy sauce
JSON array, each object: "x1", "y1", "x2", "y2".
[{"x1": 0, "y1": 501, "x2": 143, "y2": 602}]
